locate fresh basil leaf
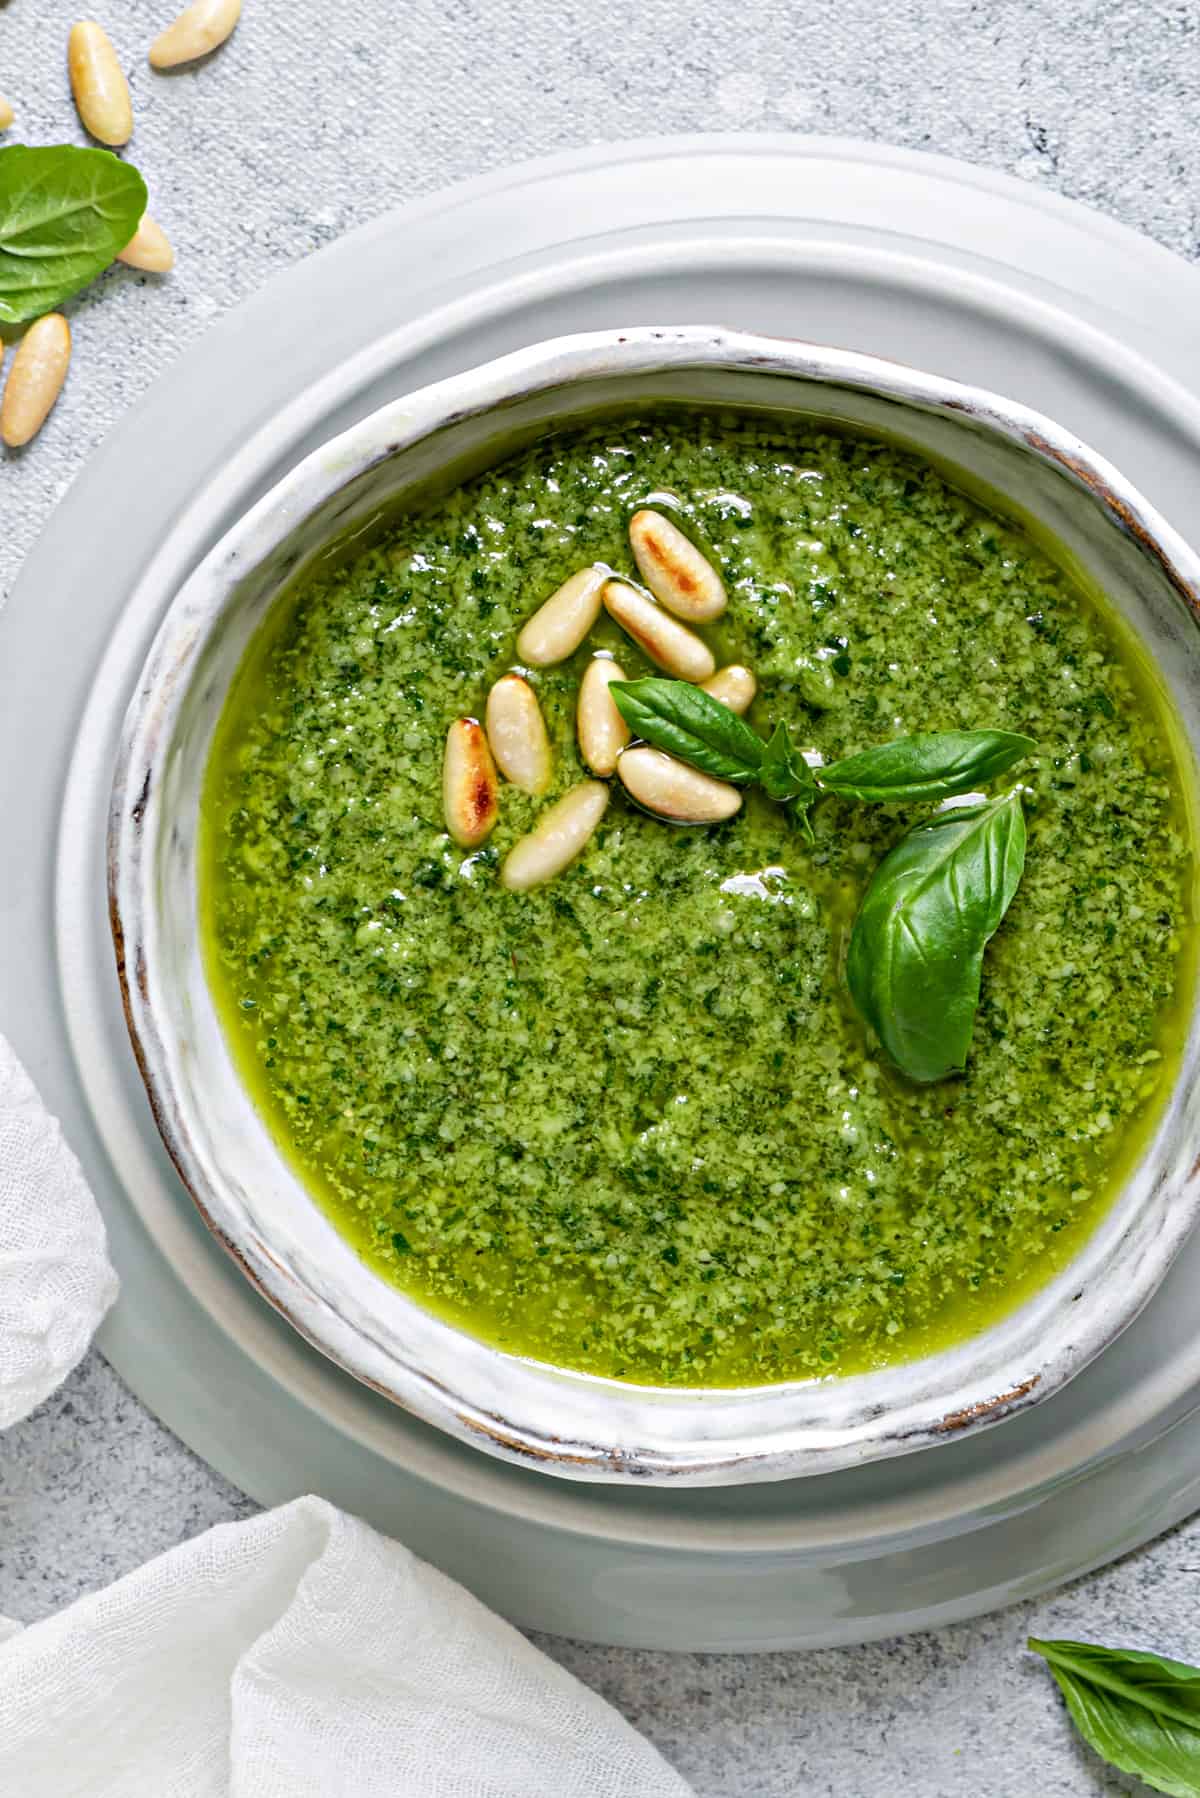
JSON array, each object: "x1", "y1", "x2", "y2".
[
  {"x1": 1030, "y1": 1637, "x2": 1200, "y2": 1798},
  {"x1": 760, "y1": 721, "x2": 817, "y2": 805},
  {"x1": 0, "y1": 145, "x2": 148, "y2": 324},
  {"x1": 846, "y1": 790, "x2": 1026, "y2": 1083},
  {"x1": 608, "y1": 678, "x2": 765, "y2": 783},
  {"x1": 819, "y1": 730, "x2": 1035, "y2": 803}
]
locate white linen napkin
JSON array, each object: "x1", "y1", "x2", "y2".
[
  {"x1": 0, "y1": 1035, "x2": 694, "y2": 1797},
  {"x1": 0, "y1": 1032, "x2": 118, "y2": 1428},
  {"x1": 0, "y1": 1495, "x2": 693, "y2": 1797}
]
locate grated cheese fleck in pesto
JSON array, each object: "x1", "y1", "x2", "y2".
[{"x1": 200, "y1": 417, "x2": 1195, "y2": 1385}]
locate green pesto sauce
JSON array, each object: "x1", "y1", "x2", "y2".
[{"x1": 201, "y1": 415, "x2": 1196, "y2": 1386}]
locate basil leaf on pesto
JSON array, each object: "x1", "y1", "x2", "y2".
[
  {"x1": 760, "y1": 721, "x2": 817, "y2": 804},
  {"x1": 818, "y1": 729, "x2": 1035, "y2": 804},
  {"x1": 1029, "y1": 1638, "x2": 1200, "y2": 1797},
  {"x1": 758, "y1": 723, "x2": 818, "y2": 840},
  {"x1": 608, "y1": 678, "x2": 765, "y2": 783},
  {"x1": 0, "y1": 144, "x2": 147, "y2": 324},
  {"x1": 846, "y1": 790, "x2": 1027, "y2": 1083}
]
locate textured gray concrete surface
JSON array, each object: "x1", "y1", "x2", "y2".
[{"x1": 3, "y1": 0, "x2": 1200, "y2": 1792}]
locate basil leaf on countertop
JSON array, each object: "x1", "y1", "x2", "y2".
[
  {"x1": 608, "y1": 678, "x2": 765, "y2": 783},
  {"x1": 1029, "y1": 1637, "x2": 1200, "y2": 1798},
  {"x1": 818, "y1": 729, "x2": 1035, "y2": 804},
  {"x1": 846, "y1": 790, "x2": 1027, "y2": 1083},
  {"x1": 0, "y1": 145, "x2": 148, "y2": 324}
]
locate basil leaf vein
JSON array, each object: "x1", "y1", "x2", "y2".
[
  {"x1": 819, "y1": 729, "x2": 1035, "y2": 803},
  {"x1": 0, "y1": 145, "x2": 148, "y2": 324},
  {"x1": 846, "y1": 790, "x2": 1027, "y2": 1083},
  {"x1": 608, "y1": 678, "x2": 765, "y2": 783},
  {"x1": 1030, "y1": 1637, "x2": 1200, "y2": 1797}
]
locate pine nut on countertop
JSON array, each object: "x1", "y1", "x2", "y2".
[
  {"x1": 1, "y1": 315, "x2": 72, "y2": 449},
  {"x1": 68, "y1": 21, "x2": 134, "y2": 146}
]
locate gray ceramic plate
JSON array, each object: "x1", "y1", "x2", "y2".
[{"x1": 7, "y1": 137, "x2": 1200, "y2": 1645}]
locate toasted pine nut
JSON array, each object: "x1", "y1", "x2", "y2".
[
  {"x1": 701, "y1": 665, "x2": 757, "y2": 715},
  {"x1": 443, "y1": 719, "x2": 499, "y2": 847},
  {"x1": 149, "y1": 0, "x2": 241, "y2": 67},
  {"x1": 629, "y1": 510, "x2": 726, "y2": 622},
  {"x1": 617, "y1": 746, "x2": 742, "y2": 824},
  {"x1": 501, "y1": 781, "x2": 609, "y2": 891},
  {"x1": 69, "y1": 22, "x2": 134, "y2": 146},
  {"x1": 602, "y1": 580, "x2": 715, "y2": 683},
  {"x1": 0, "y1": 97, "x2": 14, "y2": 132},
  {"x1": 577, "y1": 656, "x2": 630, "y2": 777},
  {"x1": 118, "y1": 214, "x2": 175, "y2": 273},
  {"x1": 485, "y1": 673, "x2": 552, "y2": 795},
  {"x1": 2, "y1": 315, "x2": 71, "y2": 449},
  {"x1": 515, "y1": 567, "x2": 605, "y2": 667}
]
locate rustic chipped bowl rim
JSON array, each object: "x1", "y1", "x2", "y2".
[{"x1": 109, "y1": 325, "x2": 1200, "y2": 1485}]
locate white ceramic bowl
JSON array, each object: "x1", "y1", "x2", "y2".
[{"x1": 109, "y1": 325, "x2": 1200, "y2": 1486}]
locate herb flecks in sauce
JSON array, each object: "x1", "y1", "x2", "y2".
[{"x1": 202, "y1": 418, "x2": 1194, "y2": 1385}]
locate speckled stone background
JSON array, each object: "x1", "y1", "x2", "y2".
[{"x1": 2, "y1": 1, "x2": 1199, "y2": 1792}]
